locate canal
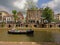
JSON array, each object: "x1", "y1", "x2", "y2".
[{"x1": 0, "y1": 29, "x2": 60, "y2": 42}]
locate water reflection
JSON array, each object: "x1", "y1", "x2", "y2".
[
  {"x1": 27, "y1": 31, "x2": 54, "y2": 42},
  {"x1": 0, "y1": 30, "x2": 60, "y2": 42},
  {"x1": 26, "y1": 33, "x2": 34, "y2": 37}
]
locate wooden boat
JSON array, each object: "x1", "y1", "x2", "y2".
[{"x1": 8, "y1": 29, "x2": 34, "y2": 34}]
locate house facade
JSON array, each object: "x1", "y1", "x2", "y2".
[
  {"x1": 26, "y1": 9, "x2": 42, "y2": 24},
  {"x1": 17, "y1": 12, "x2": 24, "y2": 23},
  {"x1": 3, "y1": 15, "x2": 14, "y2": 23},
  {"x1": 0, "y1": 11, "x2": 9, "y2": 23},
  {"x1": 0, "y1": 11, "x2": 24, "y2": 27},
  {"x1": 0, "y1": 11, "x2": 24, "y2": 23},
  {"x1": 54, "y1": 14, "x2": 60, "y2": 20}
]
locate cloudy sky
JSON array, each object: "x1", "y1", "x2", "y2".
[{"x1": 0, "y1": 0, "x2": 60, "y2": 15}]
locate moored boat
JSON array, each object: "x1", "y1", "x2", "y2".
[{"x1": 8, "y1": 29, "x2": 34, "y2": 34}]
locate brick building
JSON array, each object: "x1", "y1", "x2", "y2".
[{"x1": 26, "y1": 9, "x2": 42, "y2": 24}]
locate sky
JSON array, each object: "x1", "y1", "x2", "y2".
[{"x1": 0, "y1": 0, "x2": 60, "y2": 16}]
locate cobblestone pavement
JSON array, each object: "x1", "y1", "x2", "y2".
[{"x1": 0, "y1": 42, "x2": 60, "y2": 45}]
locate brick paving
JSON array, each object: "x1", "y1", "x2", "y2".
[
  {"x1": 0, "y1": 42, "x2": 60, "y2": 45},
  {"x1": 0, "y1": 42, "x2": 40, "y2": 45}
]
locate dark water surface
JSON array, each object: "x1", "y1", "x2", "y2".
[{"x1": 0, "y1": 30, "x2": 60, "y2": 42}]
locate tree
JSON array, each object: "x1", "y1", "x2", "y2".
[
  {"x1": 12, "y1": 10, "x2": 18, "y2": 23},
  {"x1": 26, "y1": 1, "x2": 38, "y2": 10},
  {"x1": 42, "y1": 7, "x2": 54, "y2": 23}
]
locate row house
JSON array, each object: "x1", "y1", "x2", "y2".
[
  {"x1": 0, "y1": 11, "x2": 9, "y2": 23},
  {"x1": 26, "y1": 9, "x2": 42, "y2": 24},
  {"x1": 25, "y1": 9, "x2": 42, "y2": 27},
  {"x1": 0, "y1": 11, "x2": 24, "y2": 23},
  {"x1": 0, "y1": 11, "x2": 24, "y2": 27},
  {"x1": 3, "y1": 15, "x2": 14, "y2": 24},
  {"x1": 54, "y1": 14, "x2": 60, "y2": 20},
  {"x1": 17, "y1": 12, "x2": 24, "y2": 23}
]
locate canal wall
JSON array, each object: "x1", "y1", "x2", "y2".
[{"x1": 0, "y1": 27, "x2": 60, "y2": 32}]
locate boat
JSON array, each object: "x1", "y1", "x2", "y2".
[{"x1": 8, "y1": 29, "x2": 34, "y2": 34}]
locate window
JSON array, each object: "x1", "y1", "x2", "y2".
[
  {"x1": 58, "y1": 25, "x2": 60, "y2": 27},
  {"x1": 50, "y1": 25, "x2": 52, "y2": 28},
  {"x1": 0, "y1": 13, "x2": 2, "y2": 15},
  {"x1": 34, "y1": 25, "x2": 37, "y2": 27},
  {"x1": 7, "y1": 17, "x2": 11, "y2": 21},
  {"x1": 0, "y1": 16, "x2": 2, "y2": 20},
  {"x1": 26, "y1": 25, "x2": 28, "y2": 27}
]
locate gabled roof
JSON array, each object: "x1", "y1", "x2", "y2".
[
  {"x1": 0, "y1": 11, "x2": 9, "y2": 15},
  {"x1": 17, "y1": 12, "x2": 23, "y2": 15},
  {"x1": 17, "y1": 12, "x2": 24, "y2": 19}
]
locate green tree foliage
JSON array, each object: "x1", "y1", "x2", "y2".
[
  {"x1": 12, "y1": 10, "x2": 18, "y2": 23},
  {"x1": 42, "y1": 7, "x2": 54, "y2": 23}
]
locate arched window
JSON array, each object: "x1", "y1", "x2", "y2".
[
  {"x1": 50, "y1": 25, "x2": 52, "y2": 28},
  {"x1": 58, "y1": 25, "x2": 60, "y2": 27},
  {"x1": 34, "y1": 25, "x2": 37, "y2": 27},
  {"x1": 8, "y1": 24, "x2": 11, "y2": 28},
  {"x1": 36, "y1": 21, "x2": 39, "y2": 24},
  {"x1": 26, "y1": 25, "x2": 28, "y2": 27}
]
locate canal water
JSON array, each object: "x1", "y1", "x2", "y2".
[{"x1": 0, "y1": 29, "x2": 60, "y2": 42}]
